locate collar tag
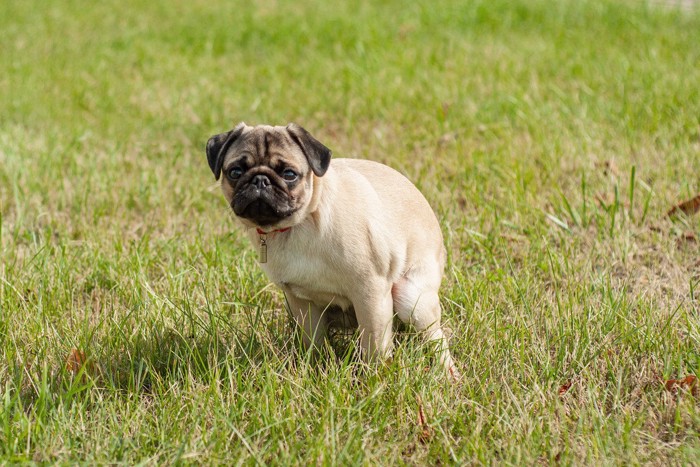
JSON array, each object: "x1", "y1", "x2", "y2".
[
  {"x1": 258, "y1": 234, "x2": 268, "y2": 263},
  {"x1": 255, "y1": 227, "x2": 290, "y2": 263}
]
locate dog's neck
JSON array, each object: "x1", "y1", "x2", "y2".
[{"x1": 256, "y1": 227, "x2": 291, "y2": 235}]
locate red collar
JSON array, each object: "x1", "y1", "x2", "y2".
[{"x1": 256, "y1": 227, "x2": 291, "y2": 235}]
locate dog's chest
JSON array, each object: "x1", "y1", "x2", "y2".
[
  {"x1": 283, "y1": 283, "x2": 353, "y2": 310},
  {"x1": 258, "y1": 235, "x2": 353, "y2": 310}
]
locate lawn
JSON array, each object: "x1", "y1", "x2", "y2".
[{"x1": 1, "y1": 0, "x2": 699, "y2": 463}]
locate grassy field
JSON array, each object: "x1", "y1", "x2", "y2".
[{"x1": 1, "y1": 0, "x2": 699, "y2": 463}]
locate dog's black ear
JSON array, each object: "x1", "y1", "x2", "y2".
[
  {"x1": 206, "y1": 123, "x2": 246, "y2": 180},
  {"x1": 286, "y1": 123, "x2": 332, "y2": 177}
]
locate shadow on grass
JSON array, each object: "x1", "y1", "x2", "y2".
[{"x1": 4, "y1": 310, "x2": 430, "y2": 423}]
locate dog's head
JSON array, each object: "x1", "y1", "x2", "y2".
[{"x1": 206, "y1": 123, "x2": 331, "y2": 230}]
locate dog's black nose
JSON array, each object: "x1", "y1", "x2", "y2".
[{"x1": 251, "y1": 174, "x2": 271, "y2": 189}]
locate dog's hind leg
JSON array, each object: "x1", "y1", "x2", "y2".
[{"x1": 392, "y1": 273, "x2": 458, "y2": 378}]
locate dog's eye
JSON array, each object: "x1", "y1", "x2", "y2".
[
  {"x1": 227, "y1": 167, "x2": 243, "y2": 180},
  {"x1": 282, "y1": 169, "x2": 298, "y2": 181}
]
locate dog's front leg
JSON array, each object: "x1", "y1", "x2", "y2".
[
  {"x1": 352, "y1": 286, "x2": 394, "y2": 362},
  {"x1": 283, "y1": 289, "x2": 328, "y2": 351}
]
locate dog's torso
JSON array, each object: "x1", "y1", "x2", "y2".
[{"x1": 245, "y1": 158, "x2": 445, "y2": 312}]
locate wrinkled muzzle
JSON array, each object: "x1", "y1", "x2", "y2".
[{"x1": 232, "y1": 184, "x2": 295, "y2": 226}]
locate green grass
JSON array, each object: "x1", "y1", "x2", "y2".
[{"x1": 1, "y1": 0, "x2": 699, "y2": 463}]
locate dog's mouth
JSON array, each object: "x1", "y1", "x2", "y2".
[{"x1": 232, "y1": 188, "x2": 296, "y2": 226}]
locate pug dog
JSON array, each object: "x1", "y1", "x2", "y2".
[{"x1": 206, "y1": 123, "x2": 457, "y2": 376}]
